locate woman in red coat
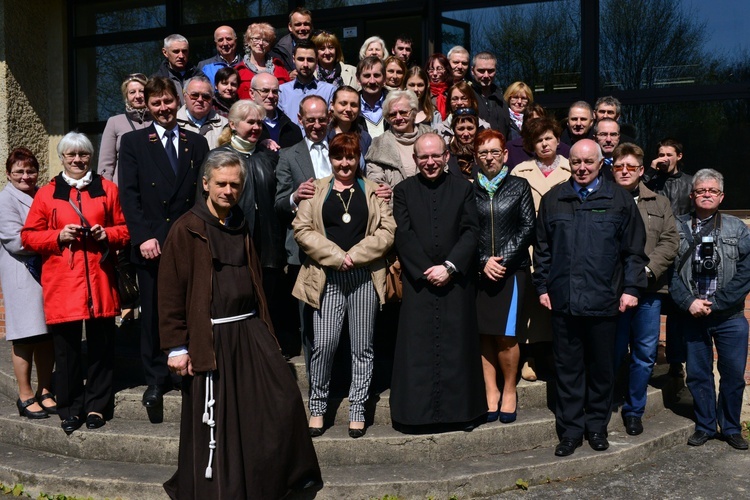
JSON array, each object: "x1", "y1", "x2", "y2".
[
  {"x1": 236, "y1": 22, "x2": 290, "y2": 99},
  {"x1": 21, "y1": 132, "x2": 129, "y2": 435}
]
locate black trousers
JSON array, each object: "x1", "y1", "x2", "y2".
[
  {"x1": 551, "y1": 313, "x2": 617, "y2": 439},
  {"x1": 50, "y1": 317, "x2": 115, "y2": 419},
  {"x1": 136, "y1": 264, "x2": 170, "y2": 387}
]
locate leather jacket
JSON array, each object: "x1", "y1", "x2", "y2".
[
  {"x1": 643, "y1": 168, "x2": 693, "y2": 217},
  {"x1": 474, "y1": 174, "x2": 535, "y2": 273}
]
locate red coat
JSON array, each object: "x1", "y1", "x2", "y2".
[
  {"x1": 236, "y1": 58, "x2": 290, "y2": 100},
  {"x1": 21, "y1": 174, "x2": 129, "y2": 324}
]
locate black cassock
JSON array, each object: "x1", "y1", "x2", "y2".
[{"x1": 390, "y1": 172, "x2": 487, "y2": 426}]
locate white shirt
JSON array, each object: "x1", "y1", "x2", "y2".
[{"x1": 153, "y1": 123, "x2": 180, "y2": 160}]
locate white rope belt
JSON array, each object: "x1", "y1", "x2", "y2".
[{"x1": 203, "y1": 309, "x2": 256, "y2": 479}]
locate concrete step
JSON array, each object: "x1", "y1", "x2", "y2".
[{"x1": 0, "y1": 407, "x2": 692, "y2": 500}]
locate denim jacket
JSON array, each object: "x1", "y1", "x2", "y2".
[{"x1": 670, "y1": 212, "x2": 750, "y2": 318}]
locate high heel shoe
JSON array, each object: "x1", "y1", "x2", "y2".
[
  {"x1": 16, "y1": 397, "x2": 48, "y2": 420},
  {"x1": 36, "y1": 392, "x2": 58, "y2": 415},
  {"x1": 348, "y1": 422, "x2": 366, "y2": 439},
  {"x1": 486, "y1": 409, "x2": 500, "y2": 422},
  {"x1": 309, "y1": 426, "x2": 325, "y2": 437},
  {"x1": 498, "y1": 393, "x2": 518, "y2": 424}
]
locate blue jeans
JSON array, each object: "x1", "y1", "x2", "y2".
[
  {"x1": 685, "y1": 314, "x2": 749, "y2": 435},
  {"x1": 615, "y1": 294, "x2": 662, "y2": 417}
]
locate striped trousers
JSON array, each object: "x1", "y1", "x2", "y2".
[{"x1": 310, "y1": 267, "x2": 377, "y2": 422}]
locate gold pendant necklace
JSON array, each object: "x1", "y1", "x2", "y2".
[{"x1": 336, "y1": 188, "x2": 355, "y2": 223}]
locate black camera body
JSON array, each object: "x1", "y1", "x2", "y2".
[{"x1": 692, "y1": 236, "x2": 720, "y2": 275}]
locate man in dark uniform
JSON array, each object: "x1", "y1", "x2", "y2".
[{"x1": 118, "y1": 77, "x2": 210, "y2": 415}]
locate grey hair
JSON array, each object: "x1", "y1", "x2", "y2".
[
  {"x1": 184, "y1": 75, "x2": 215, "y2": 97},
  {"x1": 164, "y1": 34, "x2": 189, "y2": 50},
  {"x1": 383, "y1": 90, "x2": 419, "y2": 119},
  {"x1": 202, "y1": 150, "x2": 247, "y2": 187},
  {"x1": 593, "y1": 117, "x2": 619, "y2": 134},
  {"x1": 692, "y1": 168, "x2": 724, "y2": 192},
  {"x1": 447, "y1": 45, "x2": 469, "y2": 59},
  {"x1": 569, "y1": 100, "x2": 593, "y2": 116},
  {"x1": 595, "y1": 96, "x2": 622, "y2": 116},
  {"x1": 359, "y1": 36, "x2": 388, "y2": 60},
  {"x1": 57, "y1": 132, "x2": 94, "y2": 160}
]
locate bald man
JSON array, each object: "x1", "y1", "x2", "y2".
[{"x1": 198, "y1": 25, "x2": 241, "y2": 85}]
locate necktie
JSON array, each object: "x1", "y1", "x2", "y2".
[
  {"x1": 604, "y1": 157, "x2": 613, "y2": 167},
  {"x1": 579, "y1": 187, "x2": 590, "y2": 200},
  {"x1": 311, "y1": 143, "x2": 331, "y2": 178},
  {"x1": 164, "y1": 130, "x2": 179, "y2": 174}
]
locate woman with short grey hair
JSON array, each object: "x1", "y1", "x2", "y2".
[
  {"x1": 365, "y1": 90, "x2": 431, "y2": 190},
  {"x1": 358, "y1": 36, "x2": 388, "y2": 60}
]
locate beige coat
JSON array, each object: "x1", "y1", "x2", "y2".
[
  {"x1": 292, "y1": 176, "x2": 396, "y2": 309},
  {"x1": 510, "y1": 156, "x2": 572, "y2": 212}
]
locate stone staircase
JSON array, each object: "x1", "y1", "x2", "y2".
[{"x1": 0, "y1": 327, "x2": 694, "y2": 499}]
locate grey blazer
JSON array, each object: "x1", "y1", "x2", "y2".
[
  {"x1": 0, "y1": 184, "x2": 47, "y2": 340},
  {"x1": 97, "y1": 110, "x2": 153, "y2": 184},
  {"x1": 275, "y1": 140, "x2": 316, "y2": 266}
]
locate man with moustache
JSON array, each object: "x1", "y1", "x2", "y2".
[
  {"x1": 447, "y1": 46, "x2": 470, "y2": 85},
  {"x1": 357, "y1": 56, "x2": 388, "y2": 138},
  {"x1": 198, "y1": 25, "x2": 242, "y2": 85},
  {"x1": 533, "y1": 138, "x2": 647, "y2": 456},
  {"x1": 252, "y1": 72, "x2": 303, "y2": 150},
  {"x1": 118, "y1": 77, "x2": 210, "y2": 414},
  {"x1": 176, "y1": 75, "x2": 228, "y2": 149},
  {"x1": 154, "y1": 34, "x2": 203, "y2": 106},
  {"x1": 593, "y1": 118, "x2": 621, "y2": 178},
  {"x1": 560, "y1": 101, "x2": 595, "y2": 146},
  {"x1": 270, "y1": 7, "x2": 314, "y2": 76}
]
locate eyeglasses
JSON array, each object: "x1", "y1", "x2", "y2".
[
  {"x1": 187, "y1": 91, "x2": 212, "y2": 102},
  {"x1": 693, "y1": 188, "x2": 722, "y2": 196},
  {"x1": 612, "y1": 164, "x2": 641, "y2": 172},
  {"x1": 509, "y1": 96, "x2": 529, "y2": 102},
  {"x1": 477, "y1": 149, "x2": 504, "y2": 159},
  {"x1": 249, "y1": 37, "x2": 270, "y2": 46},
  {"x1": 427, "y1": 66, "x2": 445, "y2": 74},
  {"x1": 9, "y1": 169, "x2": 38, "y2": 177},
  {"x1": 596, "y1": 132, "x2": 620, "y2": 138},
  {"x1": 387, "y1": 109, "x2": 412, "y2": 119},
  {"x1": 304, "y1": 117, "x2": 329, "y2": 125},
  {"x1": 450, "y1": 95, "x2": 469, "y2": 103},
  {"x1": 63, "y1": 152, "x2": 91, "y2": 160},
  {"x1": 125, "y1": 73, "x2": 147, "y2": 82},
  {"x1": 252, "y1": 87, "x2": 279, "y2": 97},
  {"x1": 415, "y1": 153, "x2": 446, "y2": 162}
]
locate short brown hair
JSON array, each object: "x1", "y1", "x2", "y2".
[
  {"x1": 144, "y1": 77, "x2": 178, "y2": 103},
  {"x1": 612, "y1": 142, "x2": 644, "y2": 165},
  {"x1": 6, "y1": 147, "x2": 39, "y2": 174},
  {"x1": 522, "y1": 117, "x2": 562, "y2": 152},
  {"x1": 475, "y1": 129, "x2": 507, "y2": 151}
]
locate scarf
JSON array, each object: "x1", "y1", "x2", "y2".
[
  {"x1": 242, "y1": 53, "x2": 275, "y2": 75},
  {"x1": 477, "y1": 165, "x2": 509, "y2": 198},
  {"x1": 535, "y1": 155, "x2": 560, "y2": 177},
  {"x1": 213, "y1": 95, "x2": 237, "y2": 118},
  {"x1": 124, "y1": 105, "x2": 149, "y2": 124},
  {"x1": 430, "y1": 81, "x2": 449, "y2": 120},
  {"x1": 509, "y1": 109, "x2": 523, "y2": 132},
  {"x1": 231, "y1": 134, "x2": 256, "y2": 154},
  {"x1": 318, "y1": 63, "x2": 343, "y2": 87},
  {"x1": 393, "y1": 127, "x2": 421, "y2": 146},
  {"x1": 61, "y1": 170, "x2": 93, "y2": 190}
]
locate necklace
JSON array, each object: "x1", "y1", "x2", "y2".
[{"x1": 336, "y1": 187, "x2": 355, "y2": 223}]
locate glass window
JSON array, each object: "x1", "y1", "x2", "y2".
[
  {"x1": 307, "y1": 0, "x2": 401, "y2": 7},
  {"x1": 443, "y1": 1, "x2": 582, "y2": 95},
  {"x1": 600, "y1": 0, "x2": 750, "y2": 89},
  {"x1": 75, "y1": 2, "x2": 166, "y2": 36},
  {"x1": 75, "y1": 41, "x2": 162, "y2": 123},
  {"x1": 624, "y1": 99, "x2": 749, "y2": 209},
  {"x1": 180, "y1": 0, "x2": 287, "y2": 24}
]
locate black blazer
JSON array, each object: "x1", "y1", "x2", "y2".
[{"x1": 118, "y1": 124, "x2": 210, "y2": 264}]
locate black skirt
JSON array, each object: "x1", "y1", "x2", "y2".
[{"x1": 476, "y1": 268, "x2": 527, "y2": 337}]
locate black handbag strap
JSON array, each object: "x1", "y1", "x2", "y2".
[
  {"x1": 676, "y1": 212, "x2": 721, "y2": 274},
  {"x1": 68, "y1": 199, "x2": 110, "y2": 263}
]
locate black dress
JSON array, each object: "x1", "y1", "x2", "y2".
[{"x1": 164, "y1": 205, "x2": 321, "y2": 499}]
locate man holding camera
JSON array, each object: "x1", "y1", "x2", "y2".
[{"x1": 670, "y1": 168, "x2": 750, "y2": 450}]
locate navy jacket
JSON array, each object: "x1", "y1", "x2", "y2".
[{"x1": 533, "y1": 176, "x2": 648, "y2": 316}]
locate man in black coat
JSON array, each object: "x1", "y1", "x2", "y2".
[
  {"x1": 118, "y1": 77, "x2": 210, "y2": 414},
  {"x1": 469, "y1": 52, "x2": 509, "y2": 136},
  {"x1": 252, "y1": 72, "x2": 303, "y2": 151},
  {"x1": 390, "y1": 133, "x2": 486, "y2": 432},
  {"x1": 269, "y1": 7, "x2": 313, "y2": 76},
  {"x1": 533, "y1": 139, "x2": 647, "y2": 456},
  {"x1": 153, "y1": 34, "x2": 203, "y2": 106}
]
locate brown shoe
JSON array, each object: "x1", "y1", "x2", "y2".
[{"x1": 521, "y1": 358, "x2": 537, "y2": 381}]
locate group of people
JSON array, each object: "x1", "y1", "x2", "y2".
[{"x1": 1, "y1": 5, "x2": 749, "y2": 499}]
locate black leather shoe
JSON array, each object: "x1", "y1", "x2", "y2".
[
  {"x1": 309, "y1": 427, "x2": 324, "y2": 438},
  {"x1": 61, "y1": 416, "x2": 83, "y2": 435},
  {"x1": 623, "y1": 415, "x2": 643, "y2": 436},
  {"x1": 554, "y1": 437, "x2": 582, "y2": 457},
  {"x1": 16, "y1": 397, "x2": 48, "y2": 420},
  {"x1": 86, "y1": 413, "x2": 106, "y2": 429},
  {"x1": 668, "y1": 362, "x2": 685, "y2": 378},
  {"x1": 723, "y1": 433, "x2": 749, "y2": 450},
  {"x1": 142, "y1": 385, "x2": 164, "y2": 408},
  {"x1": 587, "y1": 432, "x2": 609, "y2": 451},
  {"x1": 687, "y1": 430, "x2": 712, "y2": 446},
  {"x1": 348, "y1": 427, "x2": 366, "y2": 439},
  {"x1": 36, "y1": 392, "x2": 58, "y2": 415}
]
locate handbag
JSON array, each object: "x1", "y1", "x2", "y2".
[
  {"x1": 116, "y1": 247, "x2": 140, "y2": 307},
  {"x1": 385, "y1": 257, "x2": 403, "y2": 303}
]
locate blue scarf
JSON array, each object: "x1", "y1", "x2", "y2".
[{"x1": 477, "y1": 165, "x2": 508, "y2": 198}]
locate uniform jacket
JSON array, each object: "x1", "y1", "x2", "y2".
[
  {"x1": 176, "y1": 106, "x2": 228, "y2": 150},
  {"x1": 533, "y1": 176, "x2": 648, "y2": 316},
  {"x1": 292, "y1": 176, "x2": 396, "y2": 309},
  {"x1": 21, "y1": 174, "x2": 129, "y2": 324},
  {"x1": 274, "y1": 139, "x2": 316, "y2": 266},
  {"x1": 474, "y1": 174, "x2": 535, "y2": 273},
  {"x1": 634, "y1": 182, "x2": 679, "y2": 293},
  {"x1": 0, "y1": 184, "x2": 47, "y2": 340},
  {"x1": 670, "y1": 211, "x2": 750, "y2": 318},
  {"x1": 158, "y1": 202, "x2": 273, "y2": 372},
  {"x1": 118, "y1": 124, "x2": 210, "y2": 264},
  {"x1": 98, "y1": 109, "x2": 153, "y2": 184},
  {"x1": 643, "y1": 168, "x2": 693, "y2": 217}
]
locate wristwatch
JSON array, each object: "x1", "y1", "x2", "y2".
[{"x1": 443, "y1": 261, "x2": 457, "y2": 275}]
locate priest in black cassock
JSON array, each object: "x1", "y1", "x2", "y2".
[{"x1": 390, "y1": 132, "x2": 487, "y2": 432}]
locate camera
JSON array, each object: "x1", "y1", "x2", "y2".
[
  {"x1": 79, "y1": 226, "x2": 91, "y2": 237},
  {"x1": 692, "y1": 236, "x2": 720, "y2": 275}
]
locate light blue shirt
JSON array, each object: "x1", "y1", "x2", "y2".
[{"x1": 277, "y1": 78, "x2": 336, "y2": 130}]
